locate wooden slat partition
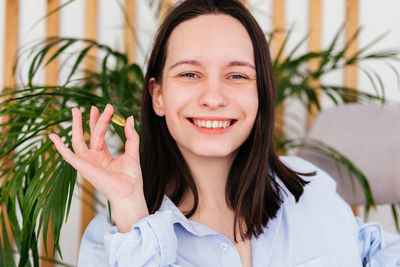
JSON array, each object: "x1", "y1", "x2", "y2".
[
  {"x1": 0, "y1": 0, "x2": 19, "y2": 250},
  {"x1": 80, "y1": 0, "x2": 98, "y2": 239},
  {"x1": 307, "y1": 0, "x2": 322, "y2": 127},
  {"x1": 272, "y1": 0, "x2": 286, "y2": 145},
  {"x1": 345, "y1": 0, "x2": 359, "y2": 99},
  {"x1": 0, "y1": 0, "x2": 367, "y2": 262},
  {"x1": 124, "y1": 0, "x2": 136, "y2": 63}
]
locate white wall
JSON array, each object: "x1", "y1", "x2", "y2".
[
  {"x1": 0, "y1": 0, "x2": 399, "y2": 265},
  {"x1": 359, "y1": 0, "x2": 400, "y2": 102}
]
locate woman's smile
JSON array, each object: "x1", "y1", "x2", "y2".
[{"x1": 187, "y1": 117, "x2": 238, "y2": 135}]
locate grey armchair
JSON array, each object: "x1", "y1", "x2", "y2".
[{"x1": 297, "y1": 103, "x2": 400, "y2": 205}]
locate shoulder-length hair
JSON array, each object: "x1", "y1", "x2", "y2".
[{"x1": 140, "y1": 0, "x2": 311, "y2": 241}]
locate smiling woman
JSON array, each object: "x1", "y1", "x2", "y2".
[{"x1": 46, "y1": 0, "x2": 400, "y2": 266}]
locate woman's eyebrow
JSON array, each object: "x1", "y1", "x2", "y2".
[
  {"x1": 228, "y1": 61, "x2": 255, "y2": 70},
  {"x1": 168, "y1": 60, "x2": 256, "y2": 70},
  {"x1": 169, "y1": 60, "x2": 200, "y2": 70}
]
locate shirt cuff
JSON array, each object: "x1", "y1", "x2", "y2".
[
  {"x1": 103, "y1": 210, "x2": 178, "y2": 266},
  {"x1": 358, "y1": 221, "x2": 400, "y2": 267}
]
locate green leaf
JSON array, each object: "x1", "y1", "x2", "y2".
[
  {"x1": 391, "y1": 205, "x2": 400, "y2": 232},
  {"x1": 0, "y1": 213, "x2": 17, "y2": 267}
]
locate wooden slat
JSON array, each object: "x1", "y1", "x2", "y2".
[
  {"x1": 45, "y1": 0, "x2": 60, "y2": 85},
  {"x1": 40, "y1": 1, "x2": 60, "y2": 266},
  {"x1": 83, "y1": 0, "x2": 98, "y2": 73},
  {"x1": 2, "y1": 0, "x2": 19, "y2": 90},
  {"x1": 239, "y1": 0, "x2": 248, "y2": 7},
  {"x1": 124, "y1": 0, "x2": 136, "y2": 63},
  {"x1": 80, "y1": 0, "x2": 98, "y2": 239},
  {"x1": 271, "y1": 0, "x2": 285, "y2": 55},
  {"x1": 344, "y1": 0, "x2": 359, "y2": 99},
  {"x1": 272, "y1": 0, "x2": 286, "y2": 146},
  {"x1": 0, "y1": 0, "x2": 19, "y2": 250},
  {"x1": 159, "y1": 0, "x2": 173, "y2": 20},
  {"x1": 307, "y1": 0, "x2": 322, "y2": 127},
  {"x1": 345, "y1": 0, "x2": 360, "y2": 215}
]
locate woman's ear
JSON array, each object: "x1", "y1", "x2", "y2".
[{"x1": 149, "y1": 78, "x2": 165, "y2": 117}]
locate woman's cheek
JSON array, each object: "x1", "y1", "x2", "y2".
[{"x1": 235, "y1": 88, "x2": 259, "y2": 116}]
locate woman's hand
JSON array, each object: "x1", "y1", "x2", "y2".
[{"x1": 49, "y1": 104, "x2": 149, "y2": 232}]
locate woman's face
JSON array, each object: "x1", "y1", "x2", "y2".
[{"x1": 151, "y1": 14, "x2": 258, "y2": 161}]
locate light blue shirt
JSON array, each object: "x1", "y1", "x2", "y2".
[{"x1": 78, "y1": 156, "x2": 400, "y2": 266}]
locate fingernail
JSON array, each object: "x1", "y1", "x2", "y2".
[
  {"x1": 130, "y1": 116, "x2": 135, "y2": 130},
  {"x1": 48, "y1": 134, "x2": 55, "y2": 142}
]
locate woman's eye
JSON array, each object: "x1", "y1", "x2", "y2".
[
  {"x1": 230, "y1": 74, "x2": 246, "y2": 79},
  {"x1": 181, "y1": 73, "x2": 197, "y2": 78}
]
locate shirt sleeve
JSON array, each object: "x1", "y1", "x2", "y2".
[
  {"x1": 358, "y1": 219, "x2": 400, "y2": 267},
  {"x1": 78, "y1": 208, "x2": 183, "y2": 267}
]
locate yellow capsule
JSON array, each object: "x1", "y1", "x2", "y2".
[{"x1": 111, "y1": 114, "x2": 126, "y2": 127}]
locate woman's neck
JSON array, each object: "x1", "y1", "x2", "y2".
[{"x1": 177, "y1": 147, "x2": 237, "y2": 214}]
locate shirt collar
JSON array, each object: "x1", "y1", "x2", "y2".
[
  {"x1": 158, "y1": 193, "x2": 285, "y2": 243},
  {"x1": 158, "y1": 195, "x2": 222, "y2": 237}
]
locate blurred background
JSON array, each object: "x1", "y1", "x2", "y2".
[{"x1": 0, "y1": 0, "x2": 399, "y2": 266}]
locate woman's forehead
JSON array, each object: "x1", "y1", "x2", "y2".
[{"x1": 164, "y1": 14, "x2": 254, "y2": 67}]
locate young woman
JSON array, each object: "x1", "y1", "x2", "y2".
[{"x1": 49, "y1": 0, "x2": 400, "y2": 266}]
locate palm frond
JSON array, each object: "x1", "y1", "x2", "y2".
[
  {"x1": 273, "y1": 26, "x2": 398, "y2": 108},
  {"x1": 391, "y1": 205, "x2": 400, "y2": 232},
  {"x1": 285, "y1": 139, "x2": 375, "y2": 210}
]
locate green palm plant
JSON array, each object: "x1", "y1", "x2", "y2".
[
  {"x1": 1, "y1": 17, "x2": 399, "y2": 267},
  {"x1": 0, "y1": 38, "x2": 144, "y2": 266}
]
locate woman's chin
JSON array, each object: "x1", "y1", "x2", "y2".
[
  {"x1": 189, "y1": 146, "x2": 238, "y2": 159},
  {"x1": 176, "y1": 142, "x2": 239, "y2": 160}
]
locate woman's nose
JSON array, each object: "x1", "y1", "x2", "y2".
[{"x1": 198, "y1": 79, "x2": 228, "y2": 109}]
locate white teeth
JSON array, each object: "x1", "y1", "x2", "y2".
[{"x1": 192, "y1": 119, "x2": 232, "y2": 129}]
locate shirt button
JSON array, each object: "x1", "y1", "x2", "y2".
[{"x1": 220, "y1": 242, "x2": 228, "y2": 251}]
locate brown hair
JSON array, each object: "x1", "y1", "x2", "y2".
[{"x1": 140, "y1": 0, "x2": 311, "y2": 241}]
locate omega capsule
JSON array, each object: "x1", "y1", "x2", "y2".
[{"x1": 111, "y1": 114, "x2": 126, "y2": 127}]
